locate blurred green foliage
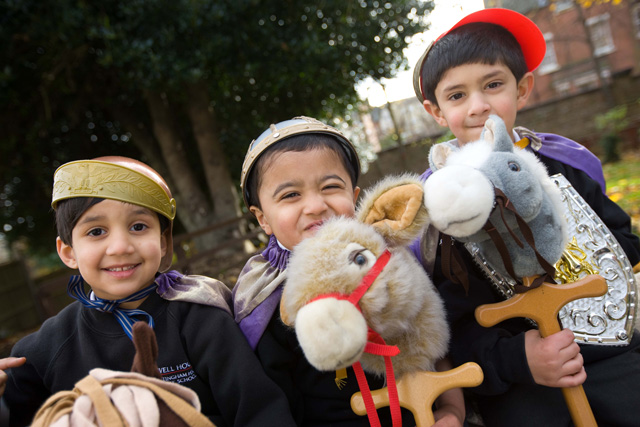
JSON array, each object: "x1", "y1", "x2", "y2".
[
  {"x1": 603, "y1": 153, "x2": 640, "y2": 237},
  {"x1": 595, "y1": 104, "x2": 629, "y2": 163},
  {"x1": 0, "y1": 0, "x2": 434, "y2": 260}
]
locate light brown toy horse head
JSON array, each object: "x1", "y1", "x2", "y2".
[{"x1": 280, "y1": 174, "x2": 449, "y2": 377}]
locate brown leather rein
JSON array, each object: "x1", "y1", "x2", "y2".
[{"x1": 441, "y1": 187, "x2": 556, "y2": 294}]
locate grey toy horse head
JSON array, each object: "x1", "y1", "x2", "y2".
[{"x1": 423, "y1": 115, "x2": 567, "y2": 281}]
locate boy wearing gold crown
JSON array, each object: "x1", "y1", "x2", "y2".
[{"x1": 0, "y1": 156, "x2": 296, "y2": 426}]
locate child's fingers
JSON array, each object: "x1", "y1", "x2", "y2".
[
  {"x1": 557, "y1": 339, "x2": 581, "y2": 362},
  {"x1": 556, "y1": 366, "x2": 587, "y2": 388},
  {"x1": 528, "y1": 328, "x2": 576, "y2": 359},
  {"x1": 525, "y1": 329, "x2": 586, "y2": 387},
  {"x1": 560, "y1": 351, "x2": 584, "y2": 376},
  {"x1": 432, "y1": 411, "x2": 464, "y2": 427},
  {"x1": 0, "y1": 357, "x2": 25, "y2": 396},
  {"x1": 0, "y1": 357, "x2": 26, "y2": 370},
  {"x1": 549, "y1": 328, "x2": 576, "y2": 347}
]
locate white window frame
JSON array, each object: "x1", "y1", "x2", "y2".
[
  {"x1": 553, "y1": 80, "x2": 571, "y2": 95},
  {"x1": 586, "y1": 13, "x2": 615, "y2": 57},
  {"x1": 538, "y1": 32, "x2": 560, "y2": 75},
  {"x1": 574, "y1": 71, "x2": 599, "y2": 89},
  {"x1": 554, "y1": 0, "x2": 574, "y2": 13}
]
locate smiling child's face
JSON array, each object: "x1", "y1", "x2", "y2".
[
  {"x1": 56, "y1": 199, "x2": 166, "y2": 308},
  {"x1": 250, "y1": 147, "x2": 360, "y2": 251},
  {"x1": 424, "y1": 61, "x2": 533, "y2": 146}
]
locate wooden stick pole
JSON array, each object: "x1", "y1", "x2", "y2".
[
  {"x1": 350, "y1": 361, "x2": 484, "y2": 427},
  {"x1": 475, "y1": 274, "x2": 607, "y2": 427}
]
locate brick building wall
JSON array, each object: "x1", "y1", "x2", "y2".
[
  {"x1": 526, "y1": 1, "x2": 640, "y2": 106},
  {"x1": 484, "y1": 1, "x2": 640, "y2": 153},
  {"x1": 517, "y1": 72, "x2": 640, "y2": 153}
]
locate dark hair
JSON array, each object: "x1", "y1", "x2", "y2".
[
  {"x1": 56, "y1": 197, "x2": 170, "y2": 245},
  {"x1": 422, "y1": 22, "x2": 528, "y2": 106},
  {"x1": 246, "y1": 134, "x2": 358, "y2": 209}
]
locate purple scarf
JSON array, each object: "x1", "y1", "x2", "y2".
[{"x1": 234, "y1": 235, "x2": 291, "y2": 349}]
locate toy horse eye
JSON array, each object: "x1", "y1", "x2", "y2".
[
  {"x1": 350, "y1": 251, "x2": 368, "y2": 267},
  {"x1": 508, "y1": 161, "x2": 520, "y2": 172}
]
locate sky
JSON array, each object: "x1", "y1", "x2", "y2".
[{"x1": 358, "y1": 0, "x2": 486, "y2": 107}]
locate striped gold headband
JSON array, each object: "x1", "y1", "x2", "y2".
[{"x1": 51, "y1": 159, "x2": 176, "y2": 221}]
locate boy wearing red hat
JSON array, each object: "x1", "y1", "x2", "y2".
[
  {"x1": 0, "y1": 156, "x2": 296, "y2": 426},
  {"x1": 413, "y1": 8, "x2": 640, "y2": 426}
]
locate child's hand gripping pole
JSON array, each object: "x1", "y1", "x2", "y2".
[
  {"x1": 350, "y1": 362, "x2": 484, "y2": 427},
  {"x1": 0, "y1": 357, "x2": 26, "y2": 396},
  {"x1": 475, "y1": 274, "x2": 607, "y2": 427}
]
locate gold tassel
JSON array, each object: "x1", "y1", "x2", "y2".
[{"x1": 334, "y1": 368, "x2": 347, "y2": 389}]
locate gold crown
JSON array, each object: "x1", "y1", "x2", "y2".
[{"x1": 52, "y1": 160, "x2": 176, "y2": 221}]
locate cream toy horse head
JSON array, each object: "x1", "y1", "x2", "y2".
[{"x1": 280, "y1": 175, "x2": 449, "y2": 377}]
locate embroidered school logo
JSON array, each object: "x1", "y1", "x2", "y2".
[{"x1": 158, "y1": 361, "x2": 197, "y2": 384}]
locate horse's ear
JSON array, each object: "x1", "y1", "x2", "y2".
[
  {"x1": 430, "y1": 144, "x2": 453, "y2": 170},
  {"x1": 481, "y1": 117, "x2": 496, "y2": 147},
  {"x1": 131, "y1": 322, "x2": 160, "y2": 379},
  {"x1": 483, "y1": 115, "x2": 513, "y2": 152},
  {"x1": 358, "y1": 175, "x2": 429, "y2": 246}
]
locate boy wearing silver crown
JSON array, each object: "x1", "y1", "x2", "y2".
[
  {"x1": 233, "y1": 117, "x2": 465, "y2": 426},
  {"x1": 0, "y1": 156, "x2": 296, "y2": 426}
]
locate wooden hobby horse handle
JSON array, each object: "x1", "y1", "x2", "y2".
[
  {"x1": 475, "y1": 274, "x2": 608, "y2": 427},
  {"x1": 350, "y1": 362, "x2": 484, "y2": 427}
]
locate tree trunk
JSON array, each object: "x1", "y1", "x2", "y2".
[
  {"x1": 186, "y1": 81, "x2": 241, "y2": 222},
  {"x1": 144, "y1": 90, "x2": 213, "y2": 233},
  {"x1": 110, "y1": 105, "x2": 175, "y2": 189}
]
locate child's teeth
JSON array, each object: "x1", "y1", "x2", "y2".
[{"x1": 109, "y1": 266, "x2": 134, "y2": 271}]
